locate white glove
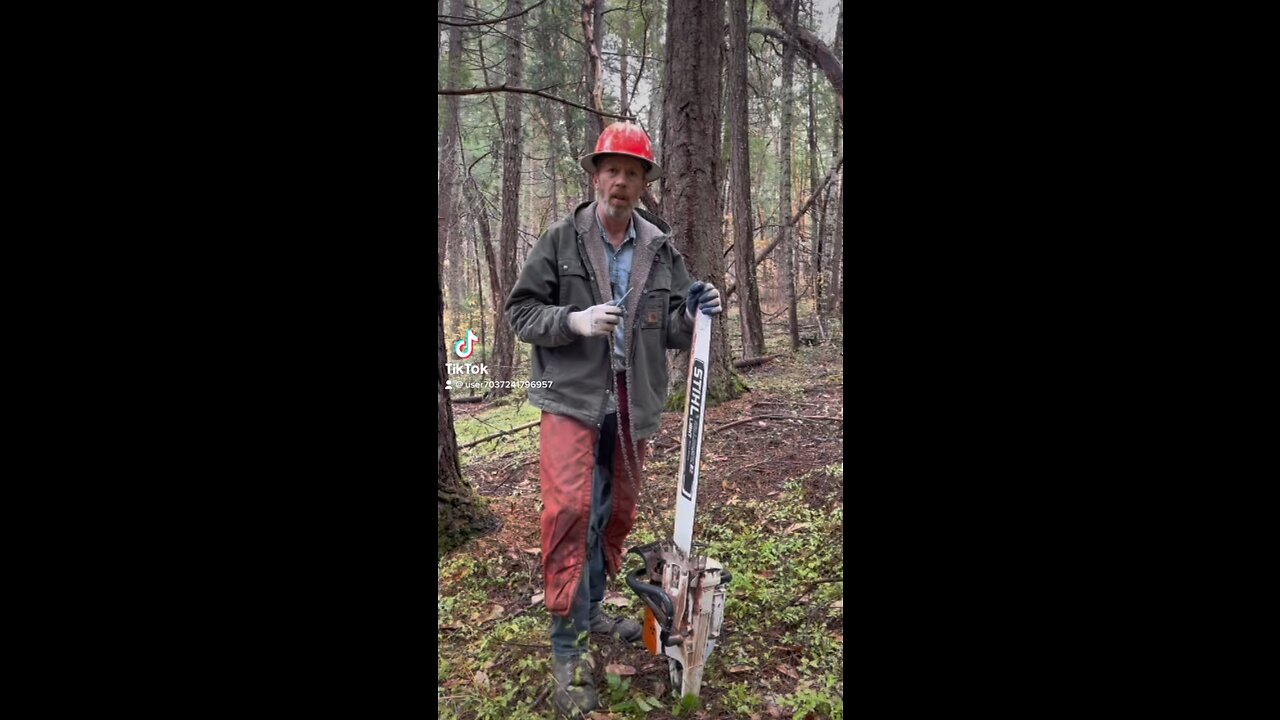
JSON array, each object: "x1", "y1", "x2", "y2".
[{"x1": 568, "y1": 303, "x2": 623, "y2": 337}]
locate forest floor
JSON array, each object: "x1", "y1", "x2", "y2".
[{"x1": 439, "y1": 321, "x2": 844, "y2": 719}]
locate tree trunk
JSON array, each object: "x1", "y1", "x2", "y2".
[
  {"x1": 729, "y1": 0, "x2": 764, "y2": 360},
  {"x1": 829, "y1": 170, "x2": 843, "y2": 315},
  {"x1": 581, "y1": 0, "x2": 606, "y2": 164},
  {"x1": 619, "y1": 11, "x2": 630, "y2": 115},
  {"x1": 440, "y1": 0, "x2": 466, "y2": 313},
  {"x1": 825, "y1": 2, "x2": 843, "y2": 316},
  {"x1": 644, "y1": 0, "x2": 664, "y2": 145},
  {"x1": 438, "y1": 250, "x2": 494, "y2": 557},
  {"x1": 777, "y1": 0, "x2": 800, "y2": 351},
  {"x1": 549, "y1": 150, "x2": 559, "y2": 217},
  {"x1": 662, "y1": 0, "x2": 742, "y2": 404},
  {"x1": 807, "y1": 0, "x2": 822, "y2": 319},
  {"x1": 834, "y1": 1, "x2": 844, "y2": 60},
  {"x1": 462, "y1": 170, "x2": 502, "y2": 323},
  {"x1": 593, "y1": 0, "x2": 605, "y2": 117},
  {"x1": 474, "y1": 225, "x2": 487, "y2": 375},
  {"x1": 491, "y1": 0, "x2": 524, "y2": 397},
  {"x1": 817, "y1": 174, "x2": 833, "y2": 312},
  {"x1": 568, "y1": 100, "x2": 589, "y2": 204}
]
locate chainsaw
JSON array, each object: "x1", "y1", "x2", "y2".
[{"x1": 625, "y1": 310, "x2": 731, "y2": 699}]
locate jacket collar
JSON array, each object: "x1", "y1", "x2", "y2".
[
  {"x1": 572, "y1": 200, "x2": 671, "y2": 370},
  {"x1": 572, "y1": 200, "x2": 670, "y2": 250}
]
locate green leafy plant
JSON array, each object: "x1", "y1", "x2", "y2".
[{"x1": 605, "y1": 673, "x2": 665, "y2": 715}]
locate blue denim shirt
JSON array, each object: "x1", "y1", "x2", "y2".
[{"x1": 596, "y1": 210, "x2": 635, "y2": 371}]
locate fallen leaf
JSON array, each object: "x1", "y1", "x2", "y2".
[
  {"x1": 439, "y1": 623, "x2": 461, "y2": 630},
  {"x1": 757, "y1": 421, "x2": 768, "y2": 427},
  {"x1": 758, "y1": 570, "x2": 775, "y2": 579},
  {"x1": 830, "y1": 599, "x2": 843, "y2": 609},
  {"x1": 523, "y1": 547, "x2": 541, "y2": 555},
  {"x1": 783, "y1": 522, "x2": 811, "y2": 535},
  {"x1": 443, "y1": 678, "x2": 464, "y2": 688},
  {"x1": 530, "y1": 592, "x2": 545, "y2": 605},
  {"x1": 602, "y1": 592, "x2": 631, "y2": 607},
  {"x1": 777, "y1": 665, "x2": 800, "y2": 680},
  {"x1": 766, "y1": 703, "x2": 783, "y2": 718},
  {"x1": 605, "y1": 663, "x2": 637, "y2": 676},
  {"x1": 484, "y1": 604, "x2": 504, "y2": 621},
  {"x1": 834, "y1": 633, "x2": 844, "y2": 644},
  {"x1": 727, "y1": 665, "x2": 752, "y2": 673},
  {"x1": 473, "y1": 670, "x2": 490, "y2": 688}
]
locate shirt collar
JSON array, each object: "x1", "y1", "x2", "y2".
[{"x1": 595, "y1": 207, "x2": 636, "y2": 246}]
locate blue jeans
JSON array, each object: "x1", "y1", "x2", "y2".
[{"x1": 550, "y1": 411, "x2": 617, "y2": 656}]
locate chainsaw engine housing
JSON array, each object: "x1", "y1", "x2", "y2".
[{"x1": 626, "y1": 540, "x2": 730, "y2": 697}]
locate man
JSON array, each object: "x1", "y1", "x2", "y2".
[{"x1": 505, "y1": 122, "x2": 721, "y2": 716}]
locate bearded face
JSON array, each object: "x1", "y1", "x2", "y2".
[{"x1": 592, "y1": 155, "x2": 647, "y2": 221}]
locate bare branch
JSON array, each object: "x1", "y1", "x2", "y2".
[
  {"x1": 438, "y1": 0, "x2": 547, "y2": 27},
  {"x1": 457, "y1": 420, "x2": 541, "y2": 449},
  {"x1": 733, "y1": 355, "x2": 780, "y2": 369},
  {"x1": 438, "y1": 84, "x2": 636, "y2": 121},
  {"x1": 759, "y1": 0, "x2": 844, "y2": 120},
  {"x1": 713, "y1": 415, "x2": 843, "y2": 433},
  {"x1": 726, "y1": 144, "x2": 843, "y2": 299},
  {"x1": 749, "y1": 25, "x2": 790, "y2": 47}
]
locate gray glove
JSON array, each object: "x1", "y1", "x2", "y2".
[
  {"x1": 685, "y1": 281, "x2": 723, "y2": 320},
  {"x1": 568, "y1": 303, "x2": 623, "y2": 337}
]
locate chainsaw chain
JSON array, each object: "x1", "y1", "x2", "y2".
[{"x1": 608, "y1": 361, "x2": 665, "y2": 558}]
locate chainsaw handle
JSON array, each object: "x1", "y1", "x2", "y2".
[{"x1": 625, "y1": 566, "x2": 675, "y2": 631}]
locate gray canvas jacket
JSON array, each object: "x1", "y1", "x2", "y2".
[{"x1": 505, "y1": 200, "x2": 695, "y2": 439}]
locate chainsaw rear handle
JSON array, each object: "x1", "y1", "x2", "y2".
[{"x1": 625, "y1": 566, "x2": 678, "y2": 643}]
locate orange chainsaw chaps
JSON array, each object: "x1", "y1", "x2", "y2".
[{"x1": 643, "y1": 607, "x2": 659, "y2": 655}]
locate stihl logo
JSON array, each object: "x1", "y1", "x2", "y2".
[{"x1": 681, "y1": 360, "x2": 706, "y2": 501}]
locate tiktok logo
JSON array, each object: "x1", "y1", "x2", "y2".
[{"x1": 453, "y1": 329, "x2": 479, "y2": 359}]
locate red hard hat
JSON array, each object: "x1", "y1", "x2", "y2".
[{"x1": 579, "y1": 122, "x2": 663, "y2": 181}]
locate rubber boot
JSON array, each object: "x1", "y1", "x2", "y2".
[
  {"x1": 550, "y1": 652, "x2": 598, "y2": 717},
  {"x1": 590, "y1": 605, "x2": 643, "y2": 644}
]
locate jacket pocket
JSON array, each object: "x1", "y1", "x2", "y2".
[
  {"x1": 640, "y1": 296, "x2": 666, "y2": 330},
  {"x1": 643, "y1": 258, "x2": 672, "y2": 330},
  {"x1": 557, "y1": 261, "x2": 594, "y2": 309},
  {"x1": 647, "y1": 258, "x2": 672, "y2": 292},
  {"x1": 531, "y1": 345, "x2": 555, "y2": 385}
]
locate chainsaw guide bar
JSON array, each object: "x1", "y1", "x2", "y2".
[{"x1": 625, "y1": 311, "x2": 731, "y2": 699}]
